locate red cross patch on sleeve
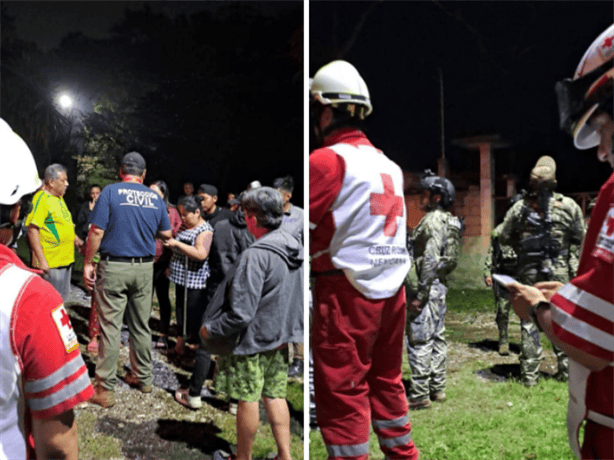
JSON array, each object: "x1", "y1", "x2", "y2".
[
  {"x1": 593, "y1": 207, "x2": 614, "y2": 264},
  {"x1": 51, "y1": 304, "x2": 79, "y2": 353}
]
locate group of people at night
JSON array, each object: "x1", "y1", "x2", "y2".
[
  {"x1": 308, "y1": 23, "x2": 613, "y2": 460},
  {"x1": 1, "y1": 21, "x2": 613, "y2": 460},
  {"x1": 0, "y1": 131, "x2": 304, "y2": 460}
]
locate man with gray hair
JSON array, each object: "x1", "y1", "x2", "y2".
[
  {"x1": 26, "y1": 163, "x2": 83, "y2": 299},
  {"x1": 202, "y1": 186, "x2": 303, "y2": 460}
]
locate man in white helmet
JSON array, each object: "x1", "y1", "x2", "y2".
[
  {"x1": 509, "y1": 24, "x2": 614, "y2": 459},
  {"x1": 0, "y1": 119, "x2": 94, "y2": 459},
  {"x1": 309, "y1": 60, "x2": 418, "y2": 460}
]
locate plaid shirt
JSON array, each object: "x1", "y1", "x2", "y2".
[{"x1": 169, "y1": 221, "x2": 213, "y2": 289}]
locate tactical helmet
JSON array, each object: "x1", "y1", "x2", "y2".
[
  {"x1": 419, "y1": 170, "x2": 456, "y2": 209},
  {"x1": 0, "y1": 119, "x2": 41, "y2": 206},
  {"x1": 555, "y1": 24, "x2": 614, "y2": 149},
  {"x1": 310, "y1": 60, "x2": 373, "y2": 120}
]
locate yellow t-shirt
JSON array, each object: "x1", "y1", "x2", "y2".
[{"x1": 25, "y1": 190, "x2": 75, "y2": 268}]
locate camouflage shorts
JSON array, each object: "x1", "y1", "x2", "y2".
[{"x1": 215, "y1": 347, "x2": 289, "y2": 402}]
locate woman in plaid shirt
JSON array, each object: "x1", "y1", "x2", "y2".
[{"x1": 165, "y1": 195, "x2": 213, "y2": 360}]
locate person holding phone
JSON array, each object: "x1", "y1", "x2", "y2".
[{"x1": 509, "y1": 24, "x2": 614, "y2": 459}]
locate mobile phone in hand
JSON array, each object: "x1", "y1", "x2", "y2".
[{"x1": 492, "y1": 274, "x2": 517, "y2": 291}]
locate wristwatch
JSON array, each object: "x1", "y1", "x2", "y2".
[{"x1": 528, "y1": 301, "x2": 551, "y2": 332}]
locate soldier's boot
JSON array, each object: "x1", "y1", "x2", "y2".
[
  {"x1": 430, "y1": 391, "x2": 446, "y2": 402},
  {"x1": 409, "y1": 397, "x2": 432, "y2": 410},
  {"x1": 497, "y1": 317, "x2": 510, "y2": 356}
]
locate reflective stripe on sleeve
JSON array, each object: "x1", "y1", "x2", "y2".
[
  {"x1": 551, "y1": 307, "x2": 614, "y2": 352},
  {"x1": 24, "y1": 355, "x2": 85, "y2": 394},
  {"x1": 372, "y1": 413, "x2": 409, "y2": 430},
  {"x1": 27, "y1": 370, "x2": 91, "y2": 412},
  {"x1": 587, "y1": 410, "x2": 614, "y2": 429},
  {"x1": 557, "y1": 284, "x2": 614, "y2": 321},
  {"x1": 326, "y1": 441, "x2": 370, "y2": 458},
  {"x1": 378, "y1": 433, "x2": 411, "y2": 449}
]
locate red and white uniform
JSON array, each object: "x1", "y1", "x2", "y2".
[
  {"x1": 310, "y1": 128, "x2": 417, "y2": 460},
  {"x1": 550, "y1": 173, "x2": 614, "y2": 460},
  {"x1": 0, "y1": 245, "x2": 93, "y2": 460}
]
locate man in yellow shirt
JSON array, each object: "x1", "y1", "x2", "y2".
[{"x1": 26, "y1": 163, "x2": 83, "y2": 299}]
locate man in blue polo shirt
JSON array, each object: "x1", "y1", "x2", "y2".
[{"x1": 83, "y1": 152, "x2": 172, "y2": 407}]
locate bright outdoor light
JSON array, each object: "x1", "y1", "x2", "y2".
[{"x1": 58, "y1": 94, "x2": 73, "y2": 109}]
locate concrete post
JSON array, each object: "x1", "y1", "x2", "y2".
[{"x1": 479, "y1": 142, "x2": 493, "y2": 237}]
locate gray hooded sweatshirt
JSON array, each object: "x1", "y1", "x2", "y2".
[{"x1": 203, "y1": 228, "x2": 303, "y2": 355}]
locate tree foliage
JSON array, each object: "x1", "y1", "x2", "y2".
[{"x1": 2, "y1": 3, "x2": 303, "y2": 204}]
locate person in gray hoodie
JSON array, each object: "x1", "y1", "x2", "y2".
[{"x1": 202, "y1": 186, "x2": 303, "y2": 460}]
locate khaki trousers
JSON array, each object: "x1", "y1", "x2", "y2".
[{"x1": 95, "y1": 259, "x2": 154, "y2": 390}]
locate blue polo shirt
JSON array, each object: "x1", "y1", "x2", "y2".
[{"x1": 89, "y1": 182, "x2": 171, "y2": 257}]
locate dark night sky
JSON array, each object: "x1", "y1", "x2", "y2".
[
  {"x1": 4, "y1": 1, "x2": 297, "y2": 49},
  {"x1": 310, "y1": 1, "x2": 614, "y2": 195},
  {"x1": 3, "y1": 1, "x2": 303, "y2": 205}
]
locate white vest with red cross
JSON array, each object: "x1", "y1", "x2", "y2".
[
  {"x1": 0, "y1": 265, "x2": 33, "y2": 460},
  {"x1": 327, "y1": 143, "x2": 410, "y2": 299}
]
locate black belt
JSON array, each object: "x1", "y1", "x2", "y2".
[{"x1": 102, "y1": 255, "x2": 154, "y2": 263}]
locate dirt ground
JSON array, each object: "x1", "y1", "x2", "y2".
[
  {"x1": 66, "y1": 285, "x2": 303, "y2": 460},
  {"x1": 445, "y1": 309, "x2": 560, "y2": 380}
]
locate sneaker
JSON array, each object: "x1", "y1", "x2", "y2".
[
  {"x1": 124, "y1": 372, "x2": 153, "y2": 393},
  {"x1": 175, "y1": 388, "x2": 202, "y2": 409},
  {"x1": 498, "y1": 343, "x2": 510, "y2": 356},
  {"x1": 288, "y1": 359, "x2": 304, "y2": 377},
  {"x1": 212, "y1": 450, "x2": 235, "y2": 460},
  {"x1": 90, "y1": 385, "x2": 116, "y2": 408},
  {"x1": 430, "y1": 391, "x2": 446, "y2": 402},
  {"x1": 409, "y1": 397, "x2": 432, "y2": 410}
]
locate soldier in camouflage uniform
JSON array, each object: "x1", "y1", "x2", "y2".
[
  {"x1": 499, "y1": 156, "x2": 585, "y2": 386},
  {"x1": 405, "y1": 171, "x2": 462, "y2": 410},
  {"x1": 484, "y1": 223, "x2": 518, "y2": 356}
]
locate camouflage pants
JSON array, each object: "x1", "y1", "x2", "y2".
[
  {"x1": 406, "y1": 281, "x2": 447, "y2": 401},
  {"x1": 493, "y1": 286, "x2": 511, "y2": 345},
  {"x1": 518, "y1": 268, "x2": 568, "y2": 385}
]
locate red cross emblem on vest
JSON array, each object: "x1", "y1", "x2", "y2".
[
  {"x1": 60, "y1": 308, "x2": 72, "y2": 330},
  {"x1": 370, "y1": 173, "x2": 404, "y2": 236}
]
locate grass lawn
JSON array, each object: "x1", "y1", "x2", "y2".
[{"x1": 308, "y1": 289, "x2": 573, "y2": 460}]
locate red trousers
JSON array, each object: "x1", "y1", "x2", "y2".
[
  {"x1": 312, "y1": 273, "x2": 418, "y2": 460},
  {"x1": 580, "y1": 421, "x2": 613, "y2": 460}
]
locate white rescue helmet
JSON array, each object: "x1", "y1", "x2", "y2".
[
  {"x1": 310, "y1": 60, "x2": 373, "y2": 119},
  {"x1": 0, "y1": 118, "x2": 41, "y2": 205},
  {"x1": 555, "y1": 24, "x2": 614, "y2": 149}
]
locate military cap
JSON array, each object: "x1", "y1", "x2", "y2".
[{"x1": 530, "y1": 156, "x2": 557, "y2": 186}]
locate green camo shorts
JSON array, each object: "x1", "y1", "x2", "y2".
[{"x1": 215, "y1": 347, "x2": 289, "y2": 402}]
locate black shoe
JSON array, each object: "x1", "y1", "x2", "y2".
[{"x1": 288, "y1": 359, "x2": 304, "y2": 377}]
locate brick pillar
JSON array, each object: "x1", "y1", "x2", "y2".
[{"x1": 479, "y1": 142, "x2": 493, "y2": 237}]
